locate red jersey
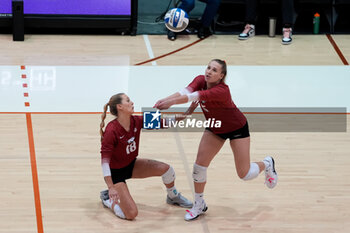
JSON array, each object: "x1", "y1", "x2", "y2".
[
  {"x1": 187, "y1": 75, "x2": 246, "y2": 134},
  {"x1": 101, "y1": 115, "x2": 143, "y2": 169}
]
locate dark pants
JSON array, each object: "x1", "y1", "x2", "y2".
[
  {"x1": 245, "y1": 0, "x2": 294, "y2": 27},
  {"x1": 179, "y1": 0, "x2": 221, "y2": 27}
]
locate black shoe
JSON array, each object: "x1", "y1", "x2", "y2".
[
  {"x1": 167, "y1": 30, "x2": 177, "y2": 41},
  {"x1": 197, "y1": 27, "x2": 211, "y2": 39}
]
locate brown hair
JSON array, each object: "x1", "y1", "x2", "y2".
[
  {"x1": 211, "y1": 59, "x2": 227, "y2": 83},
  {"x1": 99, "y1": 93, "x2": 125, "y2": 142}
]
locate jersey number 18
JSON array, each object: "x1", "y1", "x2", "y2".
[{"x1": 126, "y1": 141, "x2": 137, "y2": 154}]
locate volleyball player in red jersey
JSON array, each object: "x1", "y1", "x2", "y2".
[
  {"x1": 99, "y1": 93, "x2": 192, "y2": 220},
  {"x1": 154, "y1": 59, "x2": 278, "y2": 221}
]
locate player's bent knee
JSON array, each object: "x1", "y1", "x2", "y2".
[
  {"x1": 192, "y1": 163, "x2": 207, "y2": 183},
  {"x1": 160, "y1": 163, "x2": 170, "y2": 174},
  {"x1": 125, "y1": 208, "x2": 138, "y2": 220},
  {"x1": 237, "y1": 168, "x2": 249, "y2": 179},
  {"x1": 114, "y1": 181, "x2": 127, "y2": 189},
  {"x1": 162, "y1": 165, "x2": 176, "y2": 184},
  {"x1": 241, "y1": 163, "x2": 259, "y2": 181}
]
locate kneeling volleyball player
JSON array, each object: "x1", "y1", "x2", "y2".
[{"x1": 100, "y1": 93, "x2": 192, "y2": 220}]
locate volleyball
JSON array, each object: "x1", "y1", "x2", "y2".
[{"x1": 164, "y1": 8, "x2": 189, "y2": 33}]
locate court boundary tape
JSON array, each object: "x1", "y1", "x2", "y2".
[
  {"x1": 26, "y1": 113, "x2": 44, "y2": 233},
  {"x1": 326, "y1": 34, "x2": 349, "y2": 65},
  {"x1": 134, "y1": 37, "x2": 206, "y2": 66},
  {"x1": 21, "y1": 66, "x2": 44, "y2": 233}
]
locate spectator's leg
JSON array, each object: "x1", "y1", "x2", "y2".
[
  {"x1": 245, "y1": 0, "x2": 258, "y2": 25},
  {"x1": 281, "y1": 0, "x2": 294, "y2": 28},
  {"x1": 281, "y1": 0, "x2": 294, "y2": 45},
  {"x1": 239, "y1": 0, "x2": 257, "y2": 40},
  {"x1": 178, "y1": 0, "x2": 195, "y2": 14},
  {"x1": 200, "y1": 0, "x2": 221, "y2": 27}
]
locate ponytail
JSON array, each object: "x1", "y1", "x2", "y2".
[
  {"x1": 100, "y1": 103, "x2": 109, "y2": 142},
  {"x1": 99, "y1": 93, "x2": 125, "y2": 142}
]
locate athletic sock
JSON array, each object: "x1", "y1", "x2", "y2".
[
  {"x1": 167, "y1": 186, "x2": 179, "y2": 198},
  {"x1": 194, "y1": 192, "x2": 204, "y2": 207}
]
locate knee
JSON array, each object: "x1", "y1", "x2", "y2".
[
  {"x1": 125, "y1": 208, "x2": 138, "y2": 220},
  {"x1": 207, "y1": 0, "x2": 221, "y2": 7},
  {"x1": 154, "y1": 161, "x2": 170, "y2": 176},
  {"x1": 239, "y1": 163, "x2": 259, "y2": 181},
  {"x1": 182, "y1": 0, "x2": 195, "y2": 11},
  {"x1": 237, "y1": 168, "x2": 249, "y2": 179},
  {"x1": 192, "y1": 163, "x2": 207, "y2": 183},
  {"x1": 188, "y1": 2, "x2": 195, "y2": 10},
  {"x1": 162, "y1": 165, "x2": 175, "y2": 184},
  {"x1": 160, "y1": 163, "x2": 170, "y2": 174}
]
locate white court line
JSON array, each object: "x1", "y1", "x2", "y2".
[
  {"x1": 141, "y1": 37, "x2": 210, "y2": 229},
  {"x1": 174, "y1": 132, "x2": 210, "y2": 232},
  {"x1": 142, "y1": 36, "x2": 195, "y2": 195},
  {"x1": 142, "y1": 35, "x2": 157, "y2": 66},
  {"x1": 141, "y1": 36, "x2": 195, "y2": 194},
  {"x1": 173, "y1": 132, "x2": 195, "y2": 195}
]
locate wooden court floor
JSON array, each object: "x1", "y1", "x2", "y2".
[{"x1": 0, "y1": 34, "x2": 350, "y2": 233}]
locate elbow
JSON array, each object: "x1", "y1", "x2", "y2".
[{"x1": 186, "y1": 92, "x2": 199, "y2": 102}]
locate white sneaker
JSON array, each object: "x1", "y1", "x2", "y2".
[
  {"x1": 184, "y1": 201, "x2": 208, "y2": 221},
  {"x1": 102, "y1": 198, "x2": 113, "y2": 208},
  {"x1": 102, "y1": 198, "x2": 126, "y2": 219},
  {"x1": 238, "y1": 24, "x2": 255, "y2": 40},
  {"x1": 263, "y1": 156, "x2": 278, "y2": 189}
]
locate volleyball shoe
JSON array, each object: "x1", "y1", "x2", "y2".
[
  {"x1": 167, "y1": 193, "x2": 193, "y2": 208},
  {"x1": 263, "y1": 156, "x2": 278, "y2": 188},
  {"x1": 184, "y1": 201, "x2": 208, "y2": 221}
]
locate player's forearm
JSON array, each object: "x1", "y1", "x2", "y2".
[
  {"x1": 185, "y1": 101, "x2": 199, "y2": 115},
  {"x1": 162, "y1": 92, "x2": 181, "y2": 102},
  {"x1": 102, "y1": 161, "x2": 114, "y2": 188},
  {"x1": 104, "y1": 176, "x2": 114, "y2": 189},
  {"x1": 171, "y1": 95, "x2": 189, "y2": 105}
]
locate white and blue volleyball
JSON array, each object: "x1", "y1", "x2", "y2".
[{"x1": 164, "y1": 8, "x2": 189, "y2": 33}]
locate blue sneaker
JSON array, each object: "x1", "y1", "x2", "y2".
[{"x1": 167, "y1": 193, "x2": 193, "y2": 208}]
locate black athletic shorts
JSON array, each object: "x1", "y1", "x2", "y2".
[
  {"x1": 206, "y1": 121, "x2": 250, "y2": 140},
  {"x1": 110, "y1": 158, "x2": 137, "y2": 184}
]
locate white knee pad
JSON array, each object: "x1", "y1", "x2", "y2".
[
  {"x1": 192, "y1": 163, "x2": 207, "y2": 183},
  {"x1": 242, "y1": 163, "x2": 260, "y2": 181},
  {"x1": 162, "y1": 166, "x2": 176, "y2": 184}
]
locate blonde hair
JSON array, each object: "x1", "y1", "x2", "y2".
[{"x1": 99, "y1": 93, "x2": 125, "y2": 142}]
